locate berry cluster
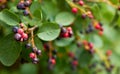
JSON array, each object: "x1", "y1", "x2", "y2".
[
  {"x1": 94, "y1": 22, "x2": 104, "y2": 36},
  {"x1": 68, "y1": 52, "x2": 78, "y2": 70},
  {"x1": 17, "y1": 0, "x2": 32, "y2": 16},
  {"x1": 13, "y1": 23, "x2": 28, "y2": 41},
  {"x1": 29, "y1": 46, "x2": 41, "y2": 64},
  {"x1": 60, "y1": 27, "x2": 73, "y2": 38},
  {"x1": 43, "y1": 43, "x2": 57, "y2": 70},
  {"x1": 77, "y1": 40, "x2": 95, "y2": 55}
]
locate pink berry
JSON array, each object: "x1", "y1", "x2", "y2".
[
  {"x1": 88, "y1": 43, "x2": 93, "y2": 49},
  {"x1": 78, "y1": 0, "x2": 84, "y2": 6},
  {"x1": 29, "y1": 52, "x2": 36, "y2": 59},
  {"x1": 72, "y1": 7, "x2": 78, "y2": 14},
  {"x1": 17, "y1": 28, "x2": 24, "y2": 34},
  {"x1": 67, "y1": 27, "x2": 72, "y2": 32},
  {"x1": 63, "y1": 32, "x2": 69, "y2": 38},
  {"x1": 50, "y1": 58, "x2": 56, "y2": 65},
  {"x1": 22, "y1": 33, "x2": 28, "y2": 40}
]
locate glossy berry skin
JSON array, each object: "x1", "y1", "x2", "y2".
[
  {"x1": 88, "y1": 42, "x2": 93, "y2": 49},
  {"x1": 36, "y1": 50, "x2": 41, "y2": 55},
  {"x1": 25, "y1": 43, "x2": 31, "y2": 49},
  {"x1": 81, "y1": 14, "x2": 86, "y2": 19},
  {"x1": 23, "y1": 10, "x2": 29, "y2": 16},
  {"x1": 22, "y1": 33, "x2": 28, "y2": 40},
  {"x1": 13, "y1": 26, "x2": 18, "y2": 33},
  {"x1": 24, "y1": 1, "x2": 31, "y2": 7},
  {"x1": 95, "y1": 24, "x2": 101, "y2": 30},
  {"x1": 14, "y1": 33, "x2": 22, "y2": 41},
  {"x1": 29, "y1": 52, "x2": 36, "y2": 59},
  {"x1": 78, "y1": 0, "x2": 84, "y2": 6},
  {"x1": 32, "y1": 58, "x2": 39, "y2": 64},
  {"x1": 17, "y1": 28, "x2": 24, "y2": 34},
  {"x1": 72, "y1": 7, "x2": 78, "y2": 14},
  {"x1": 49, "y1": 58, "x2": 56, "y2": 65},
  {"x1": 17, "y1": 3, "x2": 25, "y2": 10}
]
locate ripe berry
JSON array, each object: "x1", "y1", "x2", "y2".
[
  {"x1": 106, "y1": 50, "x2": 112, "y2": 56},
  {"x1": 61, "y1": 27, "x2": 67, "y2": 33},
  {"x1": 72, "y1": 60, "x2": 78, "y2": 66},
  {"x1": 17, "y1": 28, "x2": 24, "y2": 34},
  {"x1": 49, "y1": 58, "x2": 56, "y2": 65},
  {"x1": 98, "y1": 31, "x2": 103, "y2": 36},
  {"x1": 52, "y1": 49, "x2": 57, "y2": 55},
  {"x1": 29, "y1": 52, "x2": 36, "y2": 59},
  {"x1": 88, "y1": 42, "x2": 93, "y2": 49},
  {"x1": 62, "y1": 32, "x2": 69, "y2": 38},
  {"x1": 22, "y1": 33, "x2": 28, "y2": 40},
  {"x1": 25, "y1": 43, "x2": 31, "y2": 49},
  {"x1": 94, "y1": 24, "x2": 101, "y2": 30},
  {"x1": 36, "y1": 50, "x2": 42, "y2": 55},
  {"x1": 23, "y1": 10, "x2": 29, "y2": 16},
  {"x1": 68, "y1": 52, "x2": 74, "y2": 58},
  {"x1": 32, "y1": 58, "x2": 39, "y2": 64},
  {"x1": 14, "y1": 33, "x2": 22, "y2": 41},
  {"x1": 24, "y1": 1, "x2": 31, "y2": 7},
  {"x1": 72, "y1": 7, "x2": 78, "y2": 14},
  {"x1": 13, "y1": 26, "x2": 18, "y2": 33},
  {"x1": 17, "y1": 3, "x2": 25, "y2": 10},
  {"x1": 81, "y1": 14, "x2": 86, "y2": 19},
  {"x1": 78, "y1": 0, "x2": 84, "y2": 6},
  {"x1": 67, "y1": 27, "x2": 72, "y2": 32}
]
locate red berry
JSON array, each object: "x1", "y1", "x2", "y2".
[
  {"x1": 82, "y1": 40, "x2": 88, "y2": 45},
  {"x1": 63, "y1": 32, "x2": 69, "y2": 38},
  {"x1": 78, "y1": 0, "x2": 84, "y2": 6},
  {"x1": 72, "y1": 7, "x2": 78, "y2": 14},
  {"x1": 94, "y1": 24, "x2": 101, "y2": 30},
  {"x1": 22, "y1": 33, "x2": 28, "y2": 39},
  {"x1": 50, "y1": 58, "x2": 56, "y2": 65},
  {"x1": 106, "y1": 50, "x2": 112, "y2": 56},
  {"x1": 98, "y1": 31, "x2": 103, "y2": 36},
  {"x1": 17, "y1": 28, "x2": 24, "y2": 34},
  {"x1": 68, "y1": 52, "x2": 74, "y2": 58},
  {"x1": 88, "y1": 43, "x2": 93, "y2": 49},
  {"x1": 29, "y1": 52, "x2": 36, "y2": 59},
  {"x1": 72, "y1": 60, "x2": 78, "y2": 66}
]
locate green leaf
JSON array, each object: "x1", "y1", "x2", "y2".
[
  {"x1": 54, "y1": 37, "x2": 75, "y2": 47},
  {"x1": 0, "y1": 9, "x2": 20, "y2": 26},
  {"x1": 20, "y1": 63, "x2": 38, "y2": 74},
  {"x1": 0, "y1": 34, "x2": 22, "y2": 66},
  {"x1": 33, "y1": 9, "x2": 42, "y2": 20},
  {"x1": 55, "y1": 12, "x2": 75, "y2": 26},
  {"x1": 30, "y1": 2, "x2": 41, "y2": 14},
  {"x1": 37, "y1": 22, "x2": 60, "y2": 41}
]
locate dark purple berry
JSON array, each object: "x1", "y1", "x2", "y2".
[
  {"x1": 81, "y1": 14, "x2": 86, "y2": 19},
  {"x1": 32, "y1": 58, "x2": 39, "y2": 64},
  {"x1": 36, "y1": 50, "x2": 41, "y2": 55},
  {"x1": 13, "y1": 26, "x2": 18, "y2": 33},
  {"x1": 17, "y1": 3, "x2": 25, "y2": 10},
  {"x1": 24, "y1": 1, "x2": 31, "y2": 7},
  {"x1": 14, "y1": 33, "x2": 21, "y2": 41},
  {"x1": 52, "y1": 49, "x2": 57, "y2": 55},
  {"x1": 61, "y1": 27, "x2": 67, "y2": 33},
  {"x1": 23, "y1": 10, "x2": 29, "y2": 16},
  {"x1": 32, "y1": 47, "x2": 37, "y2": 52},
  {"x1": 25, "y1": 43, "x2": 31, "y2": 49}
]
